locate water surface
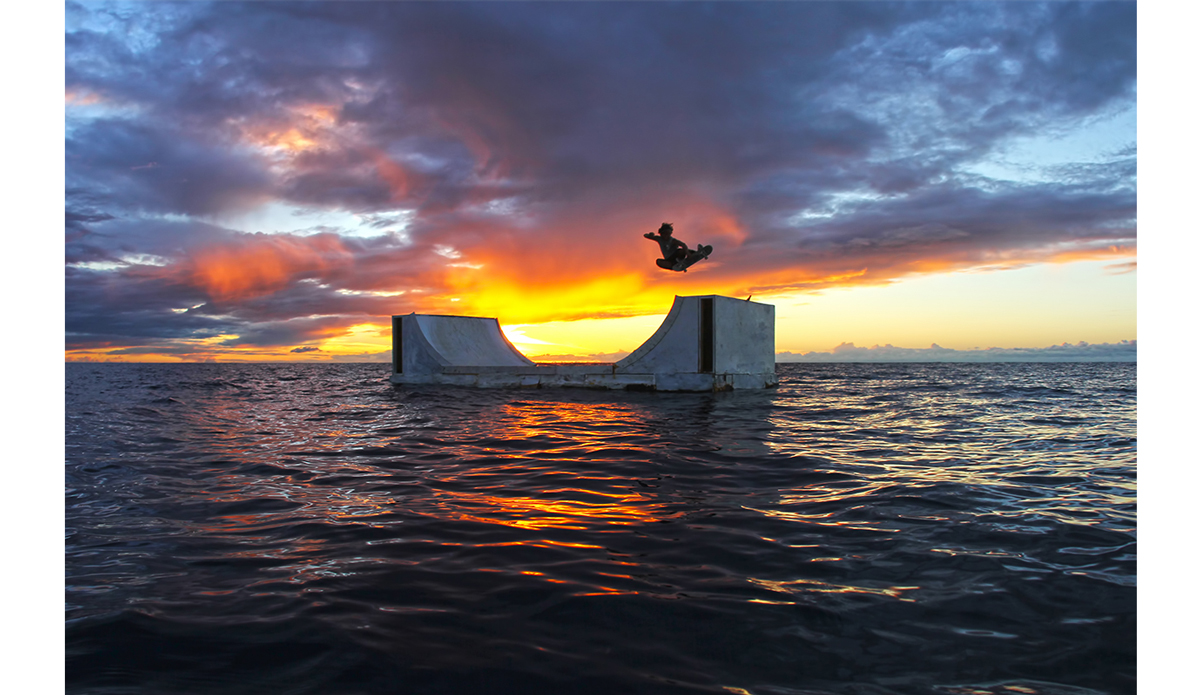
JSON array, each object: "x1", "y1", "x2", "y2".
[{"x1": 66, "y1": 362, "x2": 1136, "y2": 694}]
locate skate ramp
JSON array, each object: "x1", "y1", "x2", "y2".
[
  {"x1": 395, "y1": 314, "x2": 535, "y2": 375},
  {"x1": 391, "y1": 295, "x2": 776, "y2": 391}
]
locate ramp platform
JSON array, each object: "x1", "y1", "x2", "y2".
[{"x1": 390, "y1": 295, "x2": 777, "y2": 391}]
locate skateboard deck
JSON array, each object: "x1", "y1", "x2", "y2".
[{"x1": 674, "y1": 245, "x2": 712, "y2": 272}]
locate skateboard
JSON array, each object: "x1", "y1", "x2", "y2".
[{"x1": 673, "y1": 244, "x2": 712, "y2": 272}]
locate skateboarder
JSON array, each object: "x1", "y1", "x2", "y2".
[{"x1": 643, "y1": 223, "x2": 712, "y2": 271}]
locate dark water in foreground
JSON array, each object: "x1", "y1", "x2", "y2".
[{"x1": 66, "y1": 362, "x2": 1136, "y2": 695}]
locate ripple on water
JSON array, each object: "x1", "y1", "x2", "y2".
[{"x1": 66, "y1": 362, "x2": 1136, "y2": 694}]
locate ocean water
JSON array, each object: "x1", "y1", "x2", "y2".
[{"x1": 65, "y1": 362, "x2": 1136, "y2": 695}]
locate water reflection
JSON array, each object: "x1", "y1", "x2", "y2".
[
  {"x1": 747, "y1": 576, "x2": 920, "y2": 603},
  {"x1": 426, "y1": 488, "x2": 661, "y2": 531},
  {"x1": 67, "y1": 363, "x2": 1136, "y2": 695}
]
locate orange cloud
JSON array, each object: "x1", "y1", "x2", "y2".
[
  {"x1": 237, "y1": 102, "x2": 341, "y2": 155},
  {"x1": 186, "y1": 234, "x2": 354, "y2": 302},
  {"x1": 1043, "y1": 242, "x2": 1136, "y2": 266},
  {"x1": 365, "y1": 149, "x2": 413, "y2": 202},
  {"x1": 666, "y1": 196, "x2": 749, "y2": 247},
  {"x1": 235, "y1": 101, "x2": 422, "y2": 202},
  {"x1": 66, "y1": 88, "x2": 104, "y2": 106}
]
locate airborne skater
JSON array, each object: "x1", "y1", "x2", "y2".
[{"x1": 643, "y1": 222, "x2": 712, "y2": 272}]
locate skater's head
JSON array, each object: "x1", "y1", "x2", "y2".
[{"x1": 658, "y1": 222, "x2": 674, "y2": 236}]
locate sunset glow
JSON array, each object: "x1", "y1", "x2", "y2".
[{"x1": 65, "y1": 2, "x2": 1136, "y2": 363}]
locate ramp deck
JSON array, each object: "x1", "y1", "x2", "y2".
[{"x1": 390, "y1": 295, "x2": 777, "y2": 391}]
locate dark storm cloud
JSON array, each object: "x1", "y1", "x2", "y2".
[
  {"x1": 65, "y1": 208, "x2": 115, "y2": 238},
  {"x1": 67, "y1": 118, "x2": 273, "y2": 216},
  {"x1": 67, "y1": 2, "x2": 908, "y2": 209},
  {"x1": 328, "y1": 0, "x2": 908, "y2": 203},
  {"x1": 66, "y1": 2, "x2": 1136, "y2": 204},
  {"x1": 64, "y1": 1, "x2": 1136, "y2": 356},
  {"x1": 218, "y1": 316, "x2": 347, "y2": 348},
  {"x1": 65, "y1": 215, "x2": 240, "y2": 267},
  {"x1": 194, "y1": 268, "x2": 422, "y2": 325},
  {"x1": 65, "y1": 264, "x2": 230, "y2": 351}
]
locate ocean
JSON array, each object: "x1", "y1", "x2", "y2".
[{"x1": 65, "y1": 362, "x2": 1136, "y2": 694}]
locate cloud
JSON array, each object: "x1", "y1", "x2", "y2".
[
  {"x1": 523, "y1": 350, "x2": 633, "y2": 364},
  {"x1": 64, "y1": 1, "x2": 1136, "y2": 359},
  {"x1": 290, "y1": 346, "x2": 321, "y2": 354},
  {"x1": 67, "y1": 119, "x2": 274, "y2": 216},
  {"x1": 184, "y1": 233, "x2": 355, "y2": 302},
  {"x1": 218, "y1": 315, "x2": 350, "y2": 348},
  {"x1": 330, "y1": 351, "x2": 390, "y2": 363},
  {"x1": 778, "y1": 340, "x2": 1137, "y2": 363}
]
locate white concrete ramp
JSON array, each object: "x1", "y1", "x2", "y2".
[
  {"x1": 614, "y1": 295, "x2": 776, "y2": 390},
  {"x1": 390, "y1": 295, "x2": 777, "y2": 391},
  {"x1": 394, "y1": 314, "x2": 536, "y2": 375}
]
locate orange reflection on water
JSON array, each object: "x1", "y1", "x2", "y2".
[
  {"x1": 490, "y1": 399, "x2": 649, "y2": 438},
  {"x1": 748, "y1": 577, "x2": 919, "y2": 603},
  {"x1": 156, "y1": 392, "x2": 685, "y2": 598},
  {"x1": 414, "y1": 399, "x2": 668, "y2": 531},
  {"x1": 428, "y1": 487, "x2": 658, "y2": 531},
  {"x1": 572, "y1": 589, "x2": 639, "y2": 597},
  {"x1": 437, "y1": 540, "x2": 606, "y2": 551}
]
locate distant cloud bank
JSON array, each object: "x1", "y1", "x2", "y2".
[
  {"x1": 777, "y1": 340, "x2": 1136, "y2": 363},
  {"x1": 526, "y1": 351, "x2": 633, "y2": 364}
]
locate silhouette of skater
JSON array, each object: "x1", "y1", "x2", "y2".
[{"x1": 643, "y1": 223, "x2": 712, "y2": 272}]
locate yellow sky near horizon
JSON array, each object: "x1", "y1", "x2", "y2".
[
  {"x1": 507, "y1": 257, "x2": 1135, "y2": 358},
  {"x1": 65, "y1": 256, "x2": 1135, "y2": 363}
]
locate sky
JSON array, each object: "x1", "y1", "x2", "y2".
[{"x1": 62, "y1": 1, "x2": 1137, "y2": 362}]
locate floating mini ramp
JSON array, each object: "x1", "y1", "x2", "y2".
[{"x1": 390, "y1": 295, "x2": 777, "y2": 391}]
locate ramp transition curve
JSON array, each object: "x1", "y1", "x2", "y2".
[{"x1": 390, "y1": 295, "x2": 776, "y2": 391}]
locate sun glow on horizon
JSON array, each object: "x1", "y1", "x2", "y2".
[
  {"x1": 64, "y1": 2, "x2": 1137, "y2": 367},
  {"x1": 64, "y1": 255, "x2": 1135, "y2": 363}
]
